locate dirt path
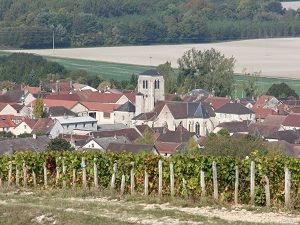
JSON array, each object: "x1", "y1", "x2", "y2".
[{"x1": 0, "y1": 192, "x2": 299, "y2": 224}]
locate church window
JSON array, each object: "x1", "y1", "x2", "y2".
[{"x1": 195, "y1": 122, "x2": 200, "y2": 135}]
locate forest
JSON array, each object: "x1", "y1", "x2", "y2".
[{"x1": 0, "y1": 0, "x2": 300, "y2": 48}]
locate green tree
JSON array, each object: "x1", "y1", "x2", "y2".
[
  {"x1": 47, "y1": 138, "x2": 72, "y2": 151},
  {"x1": 177, "y1": 48, "x2": 235, "y2": 97},
  {"x1": 156, "y1": 62, "x2": 177, "y2": 94},
  {"x1": 33, "y1": 97, "x2": 44, "y2": 119},
  {"x1": 266, "y1": 83, "x2": 299, "y2": 99},
  {"x1": 135, "y1": 129, "x2": 155, "y2": 145},
  {"x1": 187, "y1": 137, "x2": 200, "y2": 156},
  {"x1": 242, "y1": 69, "x2": 260, "y2": 98}
]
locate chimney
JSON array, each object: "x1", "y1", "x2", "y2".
[
  {"x1": 70, "y1": 80, "x2": 73, "y2": 88},
  {"x1": 33, "y1": 133, "x2": 37, "y2": 139},
  {"x1": 2, "y1": 88, "x2": 7, "y2": 94}
]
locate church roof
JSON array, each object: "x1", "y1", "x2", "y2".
[{"x1": 139, "y1": 69, "x2": 162, "y2": 76}]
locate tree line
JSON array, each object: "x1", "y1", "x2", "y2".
[{"x1": 0, "y1": 0, "x2": 300, "y2": 48}]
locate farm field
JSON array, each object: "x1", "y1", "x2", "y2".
[{"x1": 2, "y1": 37, "x2": 300, "y2": 96}]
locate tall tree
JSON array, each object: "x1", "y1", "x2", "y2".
[
  {"x1": 156, "y1": 62, "x2": 177, "y2": 94},
  {"x1": 177, "y1": 48, "x2": 235, "y2": 97},
  {"x1": 33, "y1": 97, "x2": 44, "y2": 118}
]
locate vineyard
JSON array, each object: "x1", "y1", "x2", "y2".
[{"x1": 0, "y1": 150, "x2": 299, "y2": 208}]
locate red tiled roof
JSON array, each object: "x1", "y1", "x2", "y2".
[
  {"x1": 58, "y1": 133, "x2": 91, "y2": 142},
  {"x1": 80, "y1": 102, "x2": 120, "y2": 112},
  {"x1": 0, "y1": 102, "x2": 8, "y2": 111},
  {"x1": 73, "y1": 90, "x2": 93, "y2": 101},
  {"x1": 86, "y1": 93, "x2": 123, "y2": 103},
  {"x1": 263, "y1": 115, "x2": 286, "y2": 126},
  {"x1": 124, "y1": 92, "x2": 136, "y2": 104},
  {"x1": 29, "y1": 99, "x2": 78, "y2": 109},
  {"x1": 32, "y1": 118, "x2": 55, "y2": 134},
  {"x1": 45, "y1": 93, "x2": 81, "y2": 101},
  {"x1": 252, "y1": 108, "x2": 278, "y2": 120},
  {"x1": 22, "y1": 86, "x2": 40, "y2": 94},
  {"x1": 23, "y1": 118, "x2": 38, "y2": 129},
  {"x1": 252, "y1": 95, "x2": 277, "y2": 112},
  {"x1": 282, "y1": 113, "x2": 300, "y2": 127},
  {"x1": 0, "y1": 115, "x2": 20, "y2": 128},
  {"x1": 50, "y1": 82, "x2": 73, "y2": 92},
  {"x1": 154, "y1": 141, "x2": 182, "y2": 154},
  {"x1": 204, "y1": 97, "x2": 231, "y2": 109}
]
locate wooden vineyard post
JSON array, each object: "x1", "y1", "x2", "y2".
[
  {"x1": 110, "y1": 163, "x2": 117, "y2": 194},
  {"x1": 93, "y1": 158, "x2": 98, "y2": 188},
  {"x1": 8, "y1": 161, "x2": 12, "y2": 186},
  {"x1": 234, "y1": 165, "x2": 239, "y2": 205},
  {"x1": 120, "y1": 174, "x2": 125, "y2": 196},
  {"x1": 32, "y1": 170, "x2": 37, "y2": 188},
  {"x1": 62, "y1": 161, "x2": 67, "y2": 189},
  {"x1": 212, "y1": 161, "x2": 218, "y2": 200},
  {"x1": 81, "y1": 157, "x2": 87, "y2": 189},
  {"x1": 250, "y1": 161, "x2": 255, "y2": 205},
  {"x1": 200, "y1": 168, "x2": 205, "y2": 198},
  {"x1": 170, "y1": 162, "x2": 174, "y2": 198},
  {"x1": 182, "y1": 177, "x2": 187, "y2": 199},
  {"x1": 144, "y1": 170, "x2": 148, "y2": 197},
  {"x1": 23, "y1": 161, "x2": 27, "y2": 188},
  {"x1": 55, "y1": 167, "x2": 60, "y2": 186},
  {"x1": 43, "y1": 162, "x2": 48, "y2": 187},
  {"x1": 130, "y1": 162, "x2": 135, "y2": 196},
  {"x1": 72, "y1": 168, "x2": 76, "y2": 190},
  {"x1": 158, "y1": 160, "x2": 162, "y2": 198},
  {"x1": 264, "y1": 174, "x2": 270, "y2": 208},
  {"x1": 285, "y1": 168, "x2": 291, "y2": 209},
  {"x1": 16, "y1": 165, "x2": 20, "y2": 187}
]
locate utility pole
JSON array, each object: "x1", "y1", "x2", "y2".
[{"x1": 53, "y1": 30, "x2": 55, "y2": 55}]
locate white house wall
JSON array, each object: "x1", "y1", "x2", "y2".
[
  {"x1": 12, "y1": 121, "x2": 33, "y2": 136},
  {"x1": 114, "y1": 111, "x2": 135, "y2": 126}
]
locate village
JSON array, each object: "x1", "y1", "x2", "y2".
[{"x1": 0, "y1": 68, "x2": 299, "y2": 158}]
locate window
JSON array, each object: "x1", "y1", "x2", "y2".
[
  {"x1": 143, "y1": 80, "x2": 145, "y2": 89},
  {"x1": 188, "y1": 123, "x2": 191, "y2": 131},
  {"x1": 67, "y1": 125, "x2": 69, "y2": 129},
  {"x1": 24, "y1": 125, "x2": 27, "y2": 129},
  {"x1": 75, "y1": 124, "x2": 78, "y2": 128},
  {"x1": 83, "y1": 123, "x2": 86, "y2": 127},
  {"x1": 103, "y1": 112, "x2": 110, "y2": 118},
  {"x1": 157, "y1": 80, "x2": 160, "y2": 89},
  {"x1": 92, "y1": 123, "x2": 94, "y2": 127},
  {"x1": 145, "y1": 80, "x2": 148, "y2": 89},
  {"x1": 195, "y1": 122, "x2": 200, "y2": 135},
  {"x1": 91, "y1": 143, "x2": 94, "y2": 148}
]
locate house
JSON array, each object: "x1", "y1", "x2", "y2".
[
  {"x1": 58, "y1": 133, "x2": 92, "y2": 149},
  {"x1": 0, "y1": 103, "x2": 30, "y2": 117},
  {"x1": 251, "y1": 95, "x2": 282, "y2": 122},
  {"x1": 0, "y1": 115, "x2": 22, "y2": 132},
  {"x1": 153, "y1": 129, "x2": 197, "y2": 156},
  {"x1": 204, "y1": 96, "x2": 232, "y2": 110},
  {"x1": 215, "y1": 103, "x2": 255, "y2": 124},
  {"x1": 80, "y1": 102, "x2": 120, "y2": 124},
  {"x1": 50, "y1": 81, "x2": 73, "y2": 93},
  {"x1": 265, "y1": 130, "x2": 300, "y2": 143},
  {"x1": 72, "y1": 83, "x2": 98, "y2": 92},
  {"x1": 82, "y1": 136, "x2": 130, "y2": 150},
  {"x1": 1, "y1": 90, "x2": 36, "y2": 106},
  {"x1": 56, "y1": 116, "x2": 98, "y2": 134},
  {"x1": 182, "y1": 89, "x2": 210, "y2": 102},
  {"x1": 0, "y1": 136, "x2": 50, "y2": 154},
  {"x1": 12, "y1": 118, "x2": 37, "y2": 136},
  {"x1": 106, "y1": 143, "x2": 153, "y2": 153},
  {"x1": 31, "y1": 118, "x2": 63, "y2": 138},
  {"x1": 114, "y1": 101, "x2": 136, "y2": 126},
  {"x1": 86, "y1": 92, "x2": 129, "y2": 104},
  {"x1": 89, "y1": 125, "x2": 150, "y2": 142},
  {"x1": 48, "y1": 106, "x2": 76, "y2": 119},
  {"x1": 213, "y1": 121, "x2": 250, "y2": 135},
  {"x1": 282, "y1": 113, "x2": 300, "y2": 130}
]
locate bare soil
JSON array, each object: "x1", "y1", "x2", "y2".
[{"x1": 5, "y1": 38, "x2": 300, "y2": 79}]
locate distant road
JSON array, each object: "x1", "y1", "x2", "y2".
[{"x1": 5, "y1": 38, "x2": 300, "y2": 79}]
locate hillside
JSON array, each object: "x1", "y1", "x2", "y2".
[{"x1": 0, "y1": 0, "x2": 300, "y2": 48}]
